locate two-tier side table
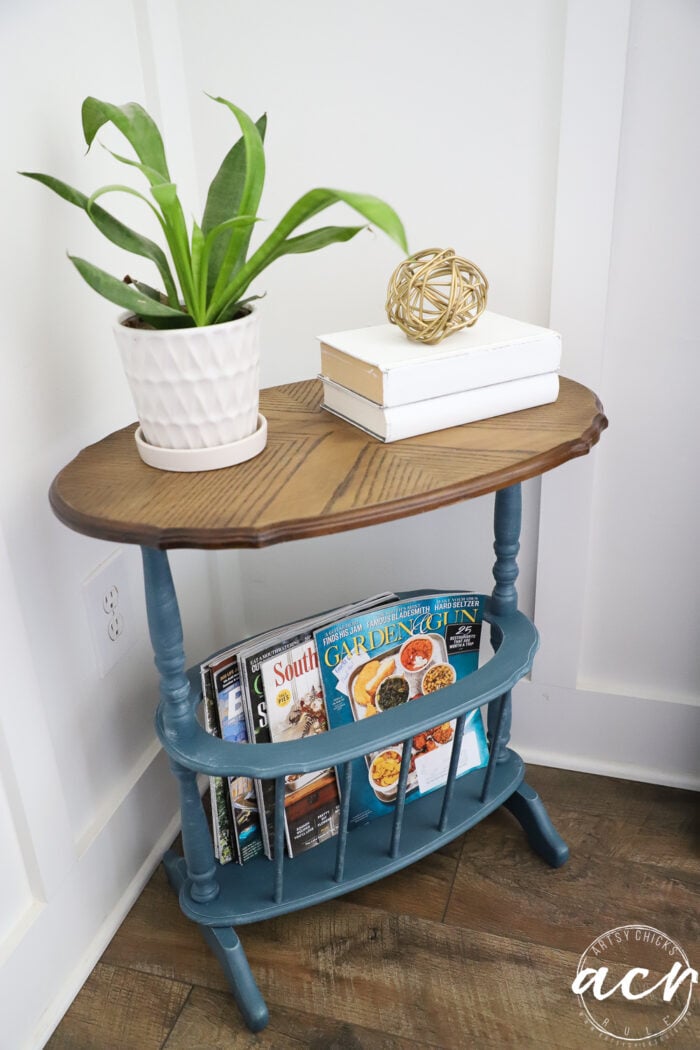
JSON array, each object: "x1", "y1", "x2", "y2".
[{"x1": 50, "y1": 376, "x2": 607, "y2": 1032}]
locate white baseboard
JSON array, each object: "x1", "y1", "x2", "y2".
[
  {"x1": 32, "y1": 807, "x2": 181, "y2": 1050},
  {"x1": 0, "y1": 746, "x2": 181, "y2": 1050},
  {"x1": 512, "y1": 679, "x2": 700, "y2": 792},
  {"x1": 519, "y1": 746, "x2": 700, "y2": 792}
]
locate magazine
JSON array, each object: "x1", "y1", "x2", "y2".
[
  {"x1": 314, "y1": 593, "x2": 489, "y2": 829},
  {"x1": 210, "y1": 655, "x2": 265, "y2": 865},
  {"x1": 246, "y1": 628, "x2": 341, "y2": 857},
  {"x1": 237, "y1": 594, "x2": 396, "y2": 858},
  {"x1": 200, "y1": 663, "x2": 234, "y2": 865}
]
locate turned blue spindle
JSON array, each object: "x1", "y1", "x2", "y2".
[
  {"x1": 141, "y1": 547, "x2": 219, "y2": 905},
  {"x1": 488, "y1": 485, "x2": 520, "y2": 763},
  {"x1": 491, "y1": 484, "x2": 521, "y2": 617}
]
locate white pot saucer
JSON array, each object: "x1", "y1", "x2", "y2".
[{"x1": 134, "y1": 414, "x2": 268, "y2": 472}]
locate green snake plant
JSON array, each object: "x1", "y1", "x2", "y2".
[{"x1": 21, "y1": 95, "x2": 408, "y2": 329}]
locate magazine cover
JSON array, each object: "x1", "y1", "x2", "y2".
[
  {"x1": 238, "y1": 593, "x2": 396, "y2": 858},
  {"x1": 314, "y1": 593, "x2": 489, "y2": 829},
  {"x1": 256, "y1": 630, "x2": 341, "y2": 857},
  {"x1": 210, "y1": 655, "x2": 265, "y2": 865}
]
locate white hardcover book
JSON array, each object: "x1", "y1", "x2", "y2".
[
  {"x1": 320, "y1": 372, "x2": 560, "y2": 442},
  {"x1": 318, "y1": 312, "x2": 561, "y2": 407}
]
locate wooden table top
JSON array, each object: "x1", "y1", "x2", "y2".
[{"x1": 49, "y1": 377, "x2": 607, "y2": 550}]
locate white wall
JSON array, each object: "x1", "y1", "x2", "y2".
[
  {"x1": 578, "y1": 0, "x2": 700, "y2": 704},
  {"x1": 514, "y1": 0, "x2": 700, "y2": 789}
]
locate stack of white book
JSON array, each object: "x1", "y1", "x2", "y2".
[{"x1": 317, "y1": 312, "x2": 562, "y2": 442}]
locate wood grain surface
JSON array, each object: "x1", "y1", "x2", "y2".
[
  {"x1": 49, "y1": 377, "x2": 607, "y2": 550},
  {"x1": 48, "y1": 767, "x2": 699, "y2": 1050}
]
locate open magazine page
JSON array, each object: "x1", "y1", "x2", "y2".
[{"x1": 315, "y1": 593, "x2": 489, "y2": 830}]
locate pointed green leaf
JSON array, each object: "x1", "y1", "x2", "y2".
[
  {"x1": 216, "y1": 293, "x2": 265, "y2": 323},
  {"x1": 202, "y1": 113, "x2": 266, "y2": 297},
  {"x1": 20, "y1": 171, "x2": 179, "y2": 305},
  {"x1": 126, "y1": 278, "x2": 166, "y2": 302},
  {"x1": 81, "y1": 97, "x2": 170, "y2": 183},
  {"x1": 190, "y1": 220, "x2": 206, "y2": 316},
  {"x1": 207, "y1": 188, "x2": 408, "y2": 323},
  {"x1": 202, "y1": 114, "x2": 266, "y2": 234},
  {"x1": 207, "y1": 97, "x2": 265, "y2": 299},
  {"x1": 149, "y1": 182, "x2": 198, "y2": 320},
  {"x1": 101, "y1": 144, "x2": 169, "y2": 186},
  {"x1": 199, "y1": 214, "x2": 259, "y2": 306},
  {"x1": 86, "y1": 182, "x2": 164, "y2": 224},
  {"x1": 69, "y1": 255, "x2": 194, "y2": 326},
  {"x1": 268, "y1": 224, "x2": 366, "y2": 261}
]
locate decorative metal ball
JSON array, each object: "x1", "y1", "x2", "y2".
[{"x1": 386, "y1": 248, "x2": 489, "y2": 344}]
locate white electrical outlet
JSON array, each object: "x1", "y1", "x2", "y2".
[{"x1": 83, "y1": 552, "x2": 136, "y2": 676}]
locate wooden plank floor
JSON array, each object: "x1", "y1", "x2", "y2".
[{"x1": 48, "y1": 766, "x2": 699, "y2": 1049}]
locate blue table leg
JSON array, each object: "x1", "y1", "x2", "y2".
[
  {"x1": 141, "y1": 547, "x2": 269, "y2": 1030},
  {"x1": 490, "y1": 487, "x2": 569, "y2": 868},
  {"x1": 503, "y1": 784, "x2": 570, "y2": 868},
  {"x1": 163, "y1": 850, "x2": 269, "y2": 1031}
]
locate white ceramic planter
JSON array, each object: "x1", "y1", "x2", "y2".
[{"x1": 113, "y1": 306, "x2": 264, "y2": 470}]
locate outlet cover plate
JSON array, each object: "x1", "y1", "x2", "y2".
[{"x1": 82, "y1": 551, "x2": 136, "y2": 676}]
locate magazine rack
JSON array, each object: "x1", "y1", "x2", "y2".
[{"x1": 50, "y1": 377, "x2": 607, "y2": 1033}]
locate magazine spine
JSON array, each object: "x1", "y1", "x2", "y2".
[
  {"x1": 200, "y1": 664, "x2": 234, "y2": 864},
  {"x1": 238, "y1": 656, "x2": 275, "y2": 859},
  {"x1": 209, "y1": 665, "x2": 244, "y2": 866}
]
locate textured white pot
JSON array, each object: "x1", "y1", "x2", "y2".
[{"x1": 113, "y1": 306, "x2": 262, "y2": 459}]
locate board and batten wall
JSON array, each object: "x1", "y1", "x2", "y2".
[
  {"x1": 0, "y1": 1, "x2": 697, "y2": 1047},
  {"x1": 516, "y1": 0, "x2": 700, "y2": 789}
]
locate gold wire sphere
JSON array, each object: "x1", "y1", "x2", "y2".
[{"x1": 386, "y1": 248, "x2": 489, "y2": 344}]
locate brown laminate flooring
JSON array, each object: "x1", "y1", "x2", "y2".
[{"x1": 47, "y1": 766, "x2": 699, "y2": 1049}]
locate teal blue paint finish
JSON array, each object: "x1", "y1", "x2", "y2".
[
  {"x1": 140, "y1": 482, "x2": 571, "y2": 1033},
  {"x1": 157, "y1": 606, "x2": 539, "y2": 778},
  {"x1": 178, "y1": 751, "x2": 526, "y2": 928},
  {"x1": 164, "y1": 851, "x2": 269, "y2": 1032},
  {"x1": 141, "y1": 547, "x2": 220, "y2": 906},
  {"x1": 504, "y1": 782, "x2": 571, "y2": 868},
  {"x1": 487, "y1": 485, "x2": 521, "y2": 764}
]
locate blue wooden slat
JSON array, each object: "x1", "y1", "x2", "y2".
[
  {"x1": 389, "y1": 738, "x2": 414, "y2": 858},
  {"x1": 481, "y1": 693, "x2": 507, "y2": 803},
  {"x1": 438, "y1": 712, "x2": 467, "y2": 833},
  {"x1": 334, "y1": 761, "x2": 353, "y2": 882},
  {"x1": 273, "y1": 776, "x2": 285, "y2": 903}
]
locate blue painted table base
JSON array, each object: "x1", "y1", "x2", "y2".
[
  {"x1": 141, "y1": 482, "x2": 569, "y2": 1032},
  {"x1": 163, "y1": 851, "x2": 269, "y2": 1031}
]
